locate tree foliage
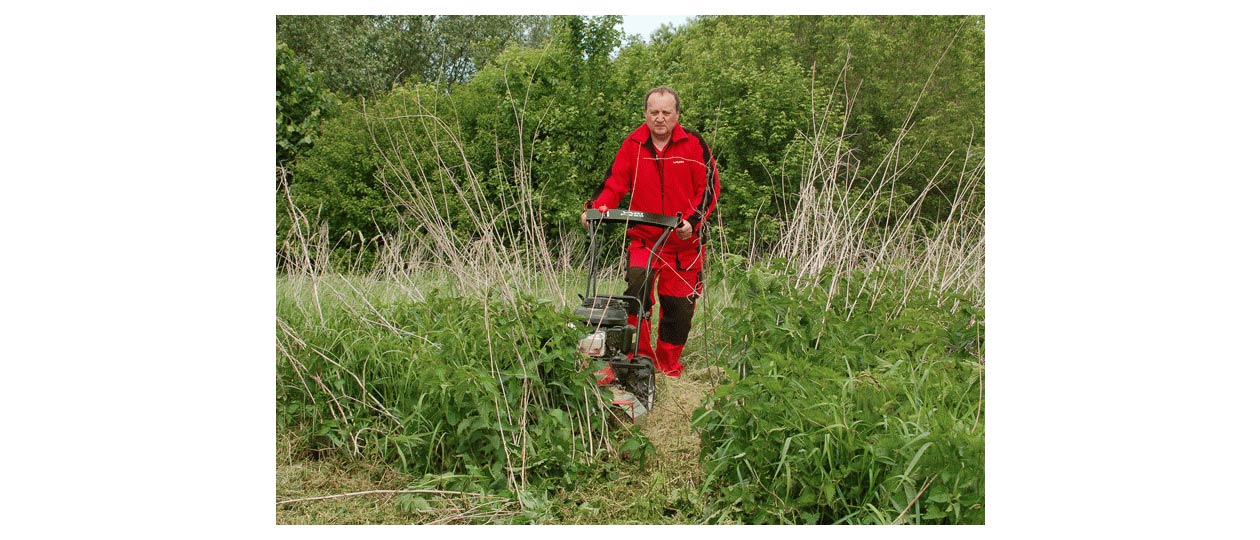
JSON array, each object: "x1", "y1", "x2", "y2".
[
  {"x1": 275, "y1": 15, "x2": 985, "y2": 269},
  {"x1": 276, "y1": 15, "x2": 554, "y2": 98},
  {"x1": 276, "y1": 41, "x2": 339, "y2": 176},
  {"x1": 284, "y1": 98, "x2": 393, "y2": 265}
]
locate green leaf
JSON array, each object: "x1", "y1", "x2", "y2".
[
  {"x1": 903, "y1": 441, "x2": 934, "y2": 478},
  {"x1": 620, "y1": 437, "x2": 640, "y2": 452},
  {"x1": 928, "y1": 489, "x2": 951, "y2": 504}
]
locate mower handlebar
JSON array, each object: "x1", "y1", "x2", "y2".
[{"x1": 583, "y1": 208, "x2": 681, "y2": 229}]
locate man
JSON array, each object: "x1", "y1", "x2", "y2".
[{"x1": 583, "y1": 86, "x2": 720, "y2": 378}]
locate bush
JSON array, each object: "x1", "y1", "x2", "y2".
[
  {"x1": 276, "y1": 279, "x2": 650, "y2": 496},
  {"x1": 690, "y1": 265, "x2": 984, "y2": 523}
]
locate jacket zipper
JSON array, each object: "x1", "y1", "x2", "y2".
[{"x1": 654, "y1": 143, "x2": 666, "y2": 215}]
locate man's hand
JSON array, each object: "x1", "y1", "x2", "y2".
[
  {"x1": 676, "y1": 219, "x2": 694, "y2": 240},
  {"x1": 581, "y1": 205, "x2": 610, "y2": 229}
]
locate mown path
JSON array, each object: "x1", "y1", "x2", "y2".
[
  {"x1": 276, "y1": 366, "x2": 726, "y2": 524},
  {"x1": 538, "y1": 365, "x2": 727, "y2": 524},
  {"x1": 638, "y1": 367, "x2": 719, "y2": 469}
]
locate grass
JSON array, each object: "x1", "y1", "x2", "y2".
[
  {"x1": 276, "y1": 428, "x2": 419, "y2": 524},
  {"x1": 275, "y1": 342, "x2": 729, "y2": 525},
  {"x1": 274, "y1": 272, "x2": 733, "y2": 525},
  {"x1": 536, "y1": 366, "x2": 733, "y2": 524},
  {"x1": 277, "y1": 426, "x2": 525, "y2": 524},
  {"x1": 275, "y1": 264, "x2": 983, "y2": 524}
]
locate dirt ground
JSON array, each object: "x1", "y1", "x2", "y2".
[{"x1": 637, "y1": 365, "x2": 725, "y2": 460}]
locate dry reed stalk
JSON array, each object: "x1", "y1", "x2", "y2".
[
  {"x1": 276, "y1": 488, "x2": 506, "y2": 506},
  {"x1": 362, "y1": 70, "x2": 574, "y2": 306},
  {"x1": 766, "y1": 58, "x2": 984, "y2": 316},
  {"x1": 477, "y1": 296, "x2": 523, "y2": 500},
  {"x1": 303, "y1": 343, "x2": 402, "y2": 429},
  {"x1": 276, "y1": 321, "x2": 322, "y2": 422},
  {"x1": 425, "y1": 497, "x2": 518, "y2": 524},
  {"x1": 892, "y1": 473, "x2": 938, "y2": 525},
  {"x1": 278, "y1": 167, "x2": 326, "y2": 324}
]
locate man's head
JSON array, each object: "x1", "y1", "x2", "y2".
[{"x1": 644, "y1": 86, "x2": 679, "y2": 142}]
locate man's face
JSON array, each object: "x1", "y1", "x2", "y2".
[{"x1": 645, "y1": 92, "x2": 678, "y2": 140}]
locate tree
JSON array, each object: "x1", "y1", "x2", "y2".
[
  {"x1": 780, "y1": 15, "x2": 986, "y2": 220},
  {"x1": 276, "y1": 15, "x2": 555, "y2": 99},
  {"x1": 284, "y1": 97, "x2": 399, "y2": 271},
  {"x1": 276, "y1": 15, "x2": 986, "y2": 271},
  {"x1": 440, "y1": 16, "x2": 631, "y2": 241},
  {"x1": 276, "y1": 40, "x2": 339, "y2": 178},
  {"x1": 624, "y1": 15, "x2": 985, "y2": 249}
]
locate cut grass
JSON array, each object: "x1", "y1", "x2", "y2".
[
  {"x1": 537, "y1": 368, "x2": 725, "y2": 524},
  {"x1": 276, "y1": 429, "x2": 420, "y2": 524},
  {"x1": 275, "y1": 358, "x2": 730, "y2": 524},
  {"x1": 276, "y1": 428, "x2": 526, "y2": 524}
]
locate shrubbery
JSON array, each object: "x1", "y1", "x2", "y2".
[
  {"x1": 276, "y1": 281, "x2": 653, "y2": 497},
  {"x1": 277, "y1": 16, "x2": 985, "y2": 269},
  {"x1": 691, "y1": 265, "x2": 984, "y2": 524}
]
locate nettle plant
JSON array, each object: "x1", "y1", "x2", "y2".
[
  {"x1": 690, "y1": 265, "x2": 984, "y2": 524},
  {"x1": 277, "y1": 284, "x2": 653, "y2": 496}
]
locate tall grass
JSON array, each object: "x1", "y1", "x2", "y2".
[
  {"x1": 276, "y1": 71, "x2": 642, "y2": 512},
  {"x1": 767, "y1": 59, "x2": 985, "y2": 319},
  {"x1": 275, "y1": 277, "x2": 636, "y2": 509},
  {"x1": 362, "y1": 83, "x2": 577, "y2": 304},
  {"x1": 277, "y1": 67, "x2": 984, "y2": 315},
  {"x1": 690, "y1": 264, "x2": 984, "y2": 524}
]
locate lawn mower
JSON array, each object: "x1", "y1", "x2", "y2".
[{"x1": 575, "y1": 207, "x2": 681, "y2": 422}]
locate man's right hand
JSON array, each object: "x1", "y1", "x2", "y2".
[
  {"x1": 581, "y1": 205, "x2": 609, "y2": 229},
  {"x1": 582, "y1": 201, "x2": 612, "y2": 227}
]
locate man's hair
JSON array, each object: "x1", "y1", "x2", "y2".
[{"x1": 644, "y1": 86, "x2": 680, "y2": 113}]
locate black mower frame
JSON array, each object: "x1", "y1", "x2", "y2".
[{"x1": 580, "y1": 208, "x2": 682, "y2": 356}]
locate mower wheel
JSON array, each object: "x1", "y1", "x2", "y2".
[{"x1": 633, "y1": 355, "x2": 655, "y2": 412}]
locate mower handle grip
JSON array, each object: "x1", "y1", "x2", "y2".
[{"x1": 583, "y1": 208, "x2": 681, "y2": 229}]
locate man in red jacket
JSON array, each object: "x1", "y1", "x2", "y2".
[{"x1": 583, "y1": 86, "x2": 720, "y2": 378}]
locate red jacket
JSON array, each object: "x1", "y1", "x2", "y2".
[{"x1": 586, "y1": 123, "x2": 720, "y2": 250}]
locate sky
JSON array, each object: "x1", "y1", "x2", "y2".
[{"x1": 617, "y1": 15, "x2": 693, "y2": 41}]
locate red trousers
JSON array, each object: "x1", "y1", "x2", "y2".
[{"x1": 624, "y1": 239, "x2": 705, "y2": 377}]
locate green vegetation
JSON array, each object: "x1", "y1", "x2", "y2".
[
  {"x1": 276, "y1": 15, "x2": 984, "y2": 266},
  {"x1": 276, "y1": 263, "x2": 983, "y2": 524},
  {"x1": 275, "y1": 14, "x2": 984, "y2": 524},
  {"x1": 692, "y1": 265, "x2": 983, "y2": 524},
  {"x1": 277, "y1": 280, "x2": 656, "y2": 501}
]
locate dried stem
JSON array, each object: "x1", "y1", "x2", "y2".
[
  {"x1": 893, "y1": 473, "x2": 938, "y2": 525},
  {"x1": 276, "y1": 489, "x2": 505, "y2": 506}
]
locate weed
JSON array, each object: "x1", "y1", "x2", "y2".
[
  {"x1": 689, "y1": 269, "x2": 983, "y2": 524},
  {"x1": 277, "y1": 280, "x2": 656, "y2": 511}
]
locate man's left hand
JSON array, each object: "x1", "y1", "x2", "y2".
[{"x1": 676, "y1": 219, "x2": 694, "y2": 240}]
